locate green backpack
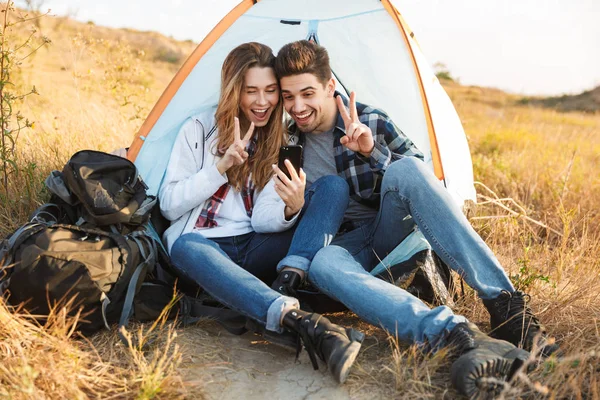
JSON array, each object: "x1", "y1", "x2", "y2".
[
  {"x1": 1, "y1": 222, "x2": 157, "y2": 336},
  {"x1": 0, "y1": 150, "x2": 246, "y2": 342}
]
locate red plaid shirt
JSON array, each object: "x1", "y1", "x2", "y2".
[{"x1": 195, "y1": 139, "x2": 256, "y2": 228}]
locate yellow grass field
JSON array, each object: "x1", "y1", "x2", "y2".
[{"x1": 1, "y1": 6, "x2": 599, "y2": 399}]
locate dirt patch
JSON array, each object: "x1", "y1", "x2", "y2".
[{"x1": 177, "y1": 322, "x2": 360, "y2": 399}]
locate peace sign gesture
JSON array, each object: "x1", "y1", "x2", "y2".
[
  {"x1": 217, "y1": 117, "x2": 255, "y2": 174},
  {"x1": 335, "y1": 92, "x2": 375, "y2": 157}
]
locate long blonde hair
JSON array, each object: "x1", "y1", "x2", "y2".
[{"x1": 214, "y1": 42, "x2": 285, "y2": 191}]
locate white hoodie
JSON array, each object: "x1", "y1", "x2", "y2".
[{"x1": 159, "y1": 109, "x2": 298, "y2": 253}]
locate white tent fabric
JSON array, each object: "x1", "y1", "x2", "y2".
[{"x1": 134, "y1": 0, "x2": 476, "y2": 207}]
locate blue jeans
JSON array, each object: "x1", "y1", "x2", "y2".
[
  {"x1": 170, "y1": 175, "x2": 349, "y2": 332},
  {"x1": 310, "y1": 158, "x2": 515, "y2": 346}
]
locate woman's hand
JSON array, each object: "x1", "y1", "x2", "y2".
[
  {"x1": 216, "y1": 117, "x2": 255, "y2": 174},
  {"x1": 272, "y1": 159, "x2": 306, "y2": 220}
]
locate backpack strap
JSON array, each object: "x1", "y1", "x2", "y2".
[
  {"x1": 179, "y1": 295, "x2": 248, "y2": 335},
  {"x1": 0, "y1": 222, "x2": 47, "y2": 268},
  {"x1": 29, "y1": 203, "x2": 63, "y2": 225},
  {"x1": 116, "y1": 261, "x2": 148, "y2": 346},
  {"x1": 116, "y1": 234, "x2": 157, "y2": 347}
]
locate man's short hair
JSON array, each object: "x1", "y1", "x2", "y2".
[{"x1": 275, "y1": 40, "x2": 332, "y2": 86}]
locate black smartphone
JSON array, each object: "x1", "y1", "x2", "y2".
[{"x1": 278, "y1": 145, "x2": 303, "y2": 180}]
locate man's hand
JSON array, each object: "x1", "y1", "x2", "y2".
[
  {"x1": 335, "y1": 91, "x2": 375, "y2": 157},
  {"x1": 217, "y1": 117, "x2": 255, "y2": 174},
  {"x1": 272, "y1": 159, "x2": 306, "y2": 219}
]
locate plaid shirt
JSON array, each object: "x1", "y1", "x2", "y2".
[
  {"x1": 289, "y1": 93, "x2": 424, "y2": 208},
  {"x1": 195, "y1": 139, "x2": 257, "y2": 228}
]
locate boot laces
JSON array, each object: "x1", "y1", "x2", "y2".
[
  {"x1": 446, "y1": 323, "x2": 476, "y2": 356},
  {"x1": 497, "y1": 290, "x2": 540, "y2": 334},
  {"x1": 294, "y1": 314, "x2": 322, "y2": 371}
]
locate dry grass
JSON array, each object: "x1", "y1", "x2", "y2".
[
  {"x1": 1, "y1": 7, "x2": 599, "y2": 400},
  {"x1": 0, "y1": 298, "x2": 188, "y2": 399},
  {"x1": 0, "y1": 8, "x2": 197, "y2": 399}
]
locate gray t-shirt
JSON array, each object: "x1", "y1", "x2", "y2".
[{"x1": 303, "y1": 130, "x2": 377, "y2": 222}]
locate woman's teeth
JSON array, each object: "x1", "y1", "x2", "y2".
[{"x1": 252, "y1": 109, "x2": 268, "y2": 117}]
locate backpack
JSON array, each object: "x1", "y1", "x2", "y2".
[
  {"x1": 56, "y1": 149, "x2": 156, "y2": 229},
  {"x1": 0, "y1": 150, "x2": 246, "y2": 343},
  {"x1": 1, "y1": 222, "x2": 156, "y2": 335}
]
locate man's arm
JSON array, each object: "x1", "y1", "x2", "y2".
[
  {"x1": 335, "y1": 92, "x2": 423, "y2": 175},
  {"x1": 357, "y1": 108, "x2": 424, "y2": 175}
]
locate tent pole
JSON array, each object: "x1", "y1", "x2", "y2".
[{"x1": 381, "y1": 0, "x2": 445, "y2": 182}]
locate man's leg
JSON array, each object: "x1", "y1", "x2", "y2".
[
  {"x1": 371, "y1": 157, "x2": 555, "y2": 353},
  {"x1": 310, "y1": 245, "x2": 467, "y2": 345},
  {"x1": 371, "y1": 157, "x2": 514, "y2": 299},
  {"x1": 272, "y1": 175, "x2": 349, "y2": 294},
  {"x1": 310, "y1": 244, "x2": 531, "y2": 398}
]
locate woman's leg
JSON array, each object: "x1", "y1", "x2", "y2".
[
  {"x1": 171, "y1": 232, "x2": 365, "y2": 384},
  {"x1": 234, "y1": 228, "x2": 296, "y2": 284},
  {"x1": 170, "y1": 233, "x2": 298, "y2": 332}
]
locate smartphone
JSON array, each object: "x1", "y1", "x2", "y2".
[{"x1": 278, "y1": 145, "x2": 303, "y2": 180}]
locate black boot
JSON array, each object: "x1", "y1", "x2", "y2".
[
  {"x1": 244, "y1": 318, "x2": 298, "y2": 352},
  {"x1": 483, "y1": 290, "x2": 559, "y2": 356},
  {"x1": 272, "y1": 270, "x2": 303, "y2": 297},
  {"x1": 282, "y1": 309, "x2": 364, "y2": 384},
  {"x1": 446, "y1": 322, "x2": 530, "y2": 398}
]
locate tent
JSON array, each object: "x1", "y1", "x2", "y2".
[
  {"x1": 127, "y1": 0, "x2": 476, "y2": 295},
  {"x1": 127, "y1": 0, "x2": 477, "y2": 208}
]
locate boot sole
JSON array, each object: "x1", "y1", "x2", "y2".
[
  {"x1": 451, "y1": 348, "x2": 527, "y2": 399},
  {"x1": 328, "y1": 340, "x2": 362, "y2": 384},
  {"x1": 328, "y1": 329, "x2": 365, "y2": 384},
  {"x1": 262, "y1": 330, "x2": 298, "y2": 352}
]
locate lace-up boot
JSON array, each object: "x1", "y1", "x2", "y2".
[
  {"x1": 483, "y1": 290, "x2": 559, "y2": 356},
  {"x1": 282, "y1": 309, "x2": 364, "y2": 384},
  {"x1": 446, "y1": 322, "x2": 530, "y2": 398},
  {"x1": 272, "y1": 270, "x2": 303, "y2": 297}
]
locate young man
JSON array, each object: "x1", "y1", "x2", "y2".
[{"x1": 272, "y1": 40, "x2": 555, "y2": 398}]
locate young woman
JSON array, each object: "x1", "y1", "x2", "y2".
[{"x1": 159, "y1": 43, "x2": 363, "y2": 384}]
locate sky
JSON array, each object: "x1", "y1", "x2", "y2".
[{"x1": 26, "y1": 0, "x2": 600, "y2": 96}]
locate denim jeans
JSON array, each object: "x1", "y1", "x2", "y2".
[
  {"x1": 310, "y1": 157, "x2": 515, "y2": 346},
  {"x1": 170, "y1": 175, "x2": 349, "y2": 332}
]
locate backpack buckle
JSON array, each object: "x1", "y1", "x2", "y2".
[{"x1": 100, "y1": 292, "x2": 111, "y2": 330}]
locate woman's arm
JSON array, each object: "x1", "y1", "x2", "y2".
[
  {"x1": 251, "y1": 178, "x2": 300, "y2": 233},
  {"x1": 159, "y1": 118, "x2": 228, "y2": 221}
]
